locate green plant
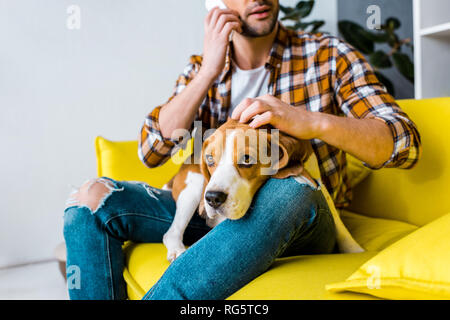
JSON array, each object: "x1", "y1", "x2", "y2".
[
  {"x1": 279, "y1": 1, "x2": 414, "y2": 97},
  {"x1": 279, "y1": 0, "x2": 325, "y2": 33},
  {"x1": 338, "y1": 18, "x2": 414, "y2": 96}
]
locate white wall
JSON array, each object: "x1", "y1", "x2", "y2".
[
  {"x1": 0, "y1": 0, "x2": 205, "y2": 267},
  {"x1": 0, "y1": 0, "x2": 338, "y2": 267}
]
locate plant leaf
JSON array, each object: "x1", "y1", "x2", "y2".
[
  {"x1": 364, "y1": 30, "x2": 390, "y2": 43},
  {"x1": 386, "y1": 17, "x2": 401, "y2": 30},
  {"x1": 309, "y1": 20, "x2": 325, "y2": 33},
  {"x1": 280, "y1": 9, "x2": 303, "y2": 21},
  {"x1": 279, "y1": 5, "x2": 294, "y2": 14},
  {"x1": 292, "y1": 21, "x2": 310, "y2": 30},
  {"x1": 392, "y1": 52, "x2": 415, "y2": 83},
  {"x1": 369, "y1": 51, "x2": 392, "y2": 69},
  {"x1": 282, "y1": 0, "x2": 316, "y2": 21},
  {"x1": 286, "y1": 24, "x2": 297, "y2": 31},
  {"x1": 375, "y1": 71, "x2": 396, "y2": 96},
  {"x1": 293, "y1": 20, "x2": 325, "y2": 33},
  {"x1": 295, "y1": 0, "x2": 315, "y2": 18},
  {"x1": 387, "y1": 33, "x2": 399, "y2": 48},
  {"x1": 338, "y1": 21, "x2": 375, "y2": 54}
]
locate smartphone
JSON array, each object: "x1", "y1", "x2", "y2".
[{"x1": 205, "y1": 0, "x2": 227, "y2": 11}]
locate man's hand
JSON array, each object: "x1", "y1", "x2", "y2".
[
  {"x1": 231, "y1": 94, "x2": 322, "y2": 140},
  {"x1": 200, "y1": 7, "x2": 242, "y2": 81},
  {"x1": 158, "y1": 8, "x2": 242, "y2": 141},
  {"x1": 231, "y1": 94, "x2": 394, "y2": 168}
]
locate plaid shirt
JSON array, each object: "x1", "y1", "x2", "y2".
[{"x1": 138, "y1": 22, "x2": 421, "y2": 208}]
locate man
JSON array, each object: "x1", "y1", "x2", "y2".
[{"x1": 64, "y1": 0, "x2": 421, "y2": 300}]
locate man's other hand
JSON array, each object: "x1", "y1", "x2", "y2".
[{"x1": 200, "y1": 7, "x2": 242, "y2": 81}]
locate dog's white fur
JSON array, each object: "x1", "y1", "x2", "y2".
[
  {"x1": 204, "y1": 131, "x2": 253, "y2": 221},
  {"x1": 162, "y1": 171, "x2": 205, "y2": 262}
]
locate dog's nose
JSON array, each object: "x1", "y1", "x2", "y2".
[{"x1": 205, "y1": 191, "x2": 228, "y2": 209}]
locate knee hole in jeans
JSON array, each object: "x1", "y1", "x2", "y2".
[{"x1": 64, "y1": 177, "x2": 124, "y2": 214}]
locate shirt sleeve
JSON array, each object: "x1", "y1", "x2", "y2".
[
  {"x1": 333, "y1": 40, "x2": 422, "y2": 170},
  {"x1": 138, "y1": 55, "x2": 203, "y2": 168}
]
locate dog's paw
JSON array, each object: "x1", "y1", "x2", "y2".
[
  {"x1": 163, "y1": 233, "x2": 186, "y2": 263},
  {"x1": 167, "y1": 246, "x2": 186, "y2": 263}
]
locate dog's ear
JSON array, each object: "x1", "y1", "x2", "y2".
[
  {"x1": 200, "y1": 137, "x2": 211, "y2": 182},
  {"x1": 199, "y1": 137, "x2": 212, "y2": 219},
  {"x1": 198, "y1": 194, "x2": 207, "y2": 219},
  {"x1": 272, "y1": 133, "x2": 313, "y2": 179},
  {"x1": 197, "y1": 178, "x2": 207, "y2": 219}
]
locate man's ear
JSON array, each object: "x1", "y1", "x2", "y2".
[{"x1": 272, "y1": 133, "x2": 313, "y2": 179}]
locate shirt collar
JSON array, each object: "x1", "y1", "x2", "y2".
[{"x1": 218, "y1": 21, "x2": 290, "y2": 83}]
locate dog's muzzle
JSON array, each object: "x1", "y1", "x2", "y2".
[{"x1": 205, "y1": 191, "x2": 228, "y2": 209}]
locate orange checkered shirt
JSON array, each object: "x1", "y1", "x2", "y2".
[{"x1": 138, "y1": 22, "x2": 421, "y2": 209}]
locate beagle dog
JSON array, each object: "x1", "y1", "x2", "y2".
[{"x1": 162, "y1": 119, "x2": 364, "y2": 262}]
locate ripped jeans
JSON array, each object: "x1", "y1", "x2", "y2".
[{"x1": 63, "y1": 176, "x2": 337, "y2": 300}]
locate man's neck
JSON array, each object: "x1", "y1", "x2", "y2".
[{"x1": 231, "y1": 23, "x2": 279, "y2": 70}]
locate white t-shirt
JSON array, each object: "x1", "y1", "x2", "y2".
[{"x1": 230, "y1": 61, "x2": 270, "y2": 115}]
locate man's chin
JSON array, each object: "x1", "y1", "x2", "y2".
[{"x1": 241, "y1": 19, "x2": 278, "y2": 38}]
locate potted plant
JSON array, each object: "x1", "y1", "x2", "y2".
[
  {"x1": 338, "y1": 18, "x2": 414, "y2": 96},
  {"x1": 279, "y1": 1, "x2": 414, "y2": 97}
]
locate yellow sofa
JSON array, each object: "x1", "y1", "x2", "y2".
[{"x1": 94, "y1": 98, "x2": 450, "y2": 300}]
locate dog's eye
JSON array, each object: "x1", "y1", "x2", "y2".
[
  {"x1": 205, "y1": 154, "x2": 215, "y2": 166},
  {"x1": 238, "y1": 154, "x2": 256, "y2": 168}
]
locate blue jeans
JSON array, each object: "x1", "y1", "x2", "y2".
[{"x1": 63, "y1": 176, "x2": 337, "y2": 300}]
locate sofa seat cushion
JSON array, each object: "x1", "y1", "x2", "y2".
[
  {"x1": 123, "y1": 242, "x2": 379, "y2": 300},
  {"x1": 123, "y1": 243, "x2": 170, "y2": 300},
  {"x1": 228, "y1": 251, "x2": 381, "y2": 300},
  {"x1": 122, "y1": 211, "x2": 418, "y2": 300},
  {"x1": 341, "y1": 210, "x2": 418, "y2": 252}
]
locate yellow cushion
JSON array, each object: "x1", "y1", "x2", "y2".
[
  {"x1": 123, "y1": 242, "x2": 379, "y2": 300},
  {"x1": 350, "y1": 98, "x2": 450, "y2": 226},
  {"x1": 346, "y1": 154, "x2": 372, "y2": 188},
  {"x1": 95, "y1": 136, "x2": 193, "y2": 188},
  {"x1": 123, "y1": 243, "x2": 170, "y2": 300},
  {"x1": 228, "y1": 252, "x2": 381, "y2": 300},
  {"x1": 122, "y1": 211, "x2": 417, "y2": 300},
  {"x1": 122, "y1": 210, "x2": 417, "y2": 300},
  {"x1": 341, "y1": 210, "x2": 418, "y2": 251},
  {"x1": 326, "y1": 212, "x2": 450, "y2": 300}
]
